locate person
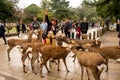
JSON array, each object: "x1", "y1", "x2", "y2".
[
  {"x1": 116, "y1": 19, "x2": 120, "y2": 45},
  {"x1": 64, "y1": 18, "x2": 72, "y2": 38},
  {"x1": 116, "y1": 19, "x2": 120, "y2": 32},
  {"x1": 0, "y1": 20, "x2": 7, "y2": 44},
  {"x1": 40, "y1": 19, "x2": 48, "y2": 31},
  {"x1": 76, "y1": 25, "x2": 81, "y2": 39},
  {"x1": 70, "y1": 22, "x2": 76, "y2": 39},
  {"x1": 80, "y1": 17, "x2": 89, "y2": 34},
  {"x1": 43, "y1": 10, "x2": 59, "y2": 44},
  {"x1": 16, "y1": 19, "x2": 26, "y2": 37},
  {"x1": 32, "y1": 17, "x2": 40, "y2": 30}
]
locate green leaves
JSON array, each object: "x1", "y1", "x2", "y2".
[
  {"x1": 84, "y1": 0, "x2": 120, "y2": 20},
  {"x1": 0, "y1": 0, "x2": 15, "y2": 20},
  {"x1": 49, "y1": 0, "x2": 71, "y2": 20},
  {"x1": 24, "y1": 4, "x2": 41, "y2": 21}
]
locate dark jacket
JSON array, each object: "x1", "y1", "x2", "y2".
[
  {"x1": 32, "y1": 21, "x2": 40, "y2": 30},
  {"x1": 80, "y1": 22, "x2": 89, "y2": 33},
  {"x1": 64, "y1": 22, "x2": 72, "y2": 32},
  {"x1": 45, "y1": 15, "x2": 58, "y2": 35},
  {"x1": 16, "y1": 23, "x2": 26, "y2": 33},
  {"x1": 118, "y1": 26, "x2": 120, "y2": 38},
  {"x1": 0, "y1": 24, "x2": 6, "y2": 37}
]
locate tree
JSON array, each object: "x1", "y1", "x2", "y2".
[
  {"x1": 49, "y1": 0, "x2": 73, "y2": 20},
  {"x1": 84, "y1": 0, "x2": 120, "y2": 20},
  {"x1": 0, "y1": 0, "x2": 16, "y2": 21},
  {"x1": 40, "y1": 0, "x2": 50, "y2": 10},
  {"x1": 24, "y1": 4, "x2": 41, "y2": 21},
  {"x1": 74, "y1": 2, "x2": 97, "y2": 21}
]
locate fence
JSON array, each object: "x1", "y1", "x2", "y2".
[{"x1": 87, "y1": 26, "x2": 108, "y2": 40}]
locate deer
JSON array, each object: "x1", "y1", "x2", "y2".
[
  {"x1": 7, "y1": 30, "x2": 34, "y2": 61},
  {"x1": 86, "y1": 44, "x2": 120, "y2": 72},
  {"x1": 19, "y1": 42, "x2": 71, "y2": 78},
  {"x1": 71, "y1": 45, "x2": 105, "y2": 80}
]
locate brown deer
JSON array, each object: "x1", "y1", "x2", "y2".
[
  {"x1": 71, "y1": 46, "x2": 105, "y2": 80},
  {"x1": 7, "y1": 30, "x2": 34, "y2": 61}
]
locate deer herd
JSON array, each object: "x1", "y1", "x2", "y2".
[{"x1": 6, "y1": 29, "x2": 120, "y2": 80}]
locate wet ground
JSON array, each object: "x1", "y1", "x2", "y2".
[{"x1": 0, "y1": 30, "x2": 120, "y2": 80}]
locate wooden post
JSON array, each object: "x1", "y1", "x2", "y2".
[
  {"x1": 89, "y1": 33, "x2": 91, "y2": 39},
  {"x1": 93, "y1": 31, "x2": 96, "y2": 40},
  {"x1": 97, "y1": 30, "x2": 99, "y2": 37}
]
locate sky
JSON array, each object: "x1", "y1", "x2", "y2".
[{"x1": 17, "y1": 0, "x2": 83, "y2": 9}]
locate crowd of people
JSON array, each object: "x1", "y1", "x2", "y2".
[
  {"x1": 1, "y1": 10, "x2": 120, "y2": 45},
  {"x1": 14, "y1": 10, "x2": 90, "y2": 45}
]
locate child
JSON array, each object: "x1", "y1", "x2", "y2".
[{"x1": 76, "y1": 26, "x2": 81, "y2": 39}]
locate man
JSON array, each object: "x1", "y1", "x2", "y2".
[
  {"x1": 80, "y1": 17, "x2": 89, "y2": 34},
  {"x1": 0, "y1": 20, "x2": 7, "y2": 44},
  {"x1": 64, "y1": 18, "x2": 72, "y2": 38},
  {"x1": 16, "y1": 19, "x2": 26, "y2": 37},
  {"x1": 32, "y1": 17, "x2": 40, "y2": 30}
]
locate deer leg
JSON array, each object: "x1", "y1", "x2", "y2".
[
  {"x1": 37, "y1": 53, "x2": 40, "y2": 63},
  {"x1": 86, "y1": 67, "x2": 90, "y2": 80},
  {"x1": 97, "y1": 65, "x2": 104, "y2": 79},
  {"x1": 40, "y1": 56, "x2": 43, "y2": 62},
  {"x1": 40, "y1": 63, "x2": 44, "y2": 78},
  {"x1": 57, "y1": 59, "x2": 60, "y2": 71},
  {"x1": 72, "y1": 55, "x2": 76, "y2": 62},
  {"x1": 49, "y1": 59, "x2": 52, "y2": 67},
  {"x1": 105, "y1": 58, "x2": 108, "y2": 72},
  {"x1": 80, "y1": 64, "x2": 84, "y2": 80},
  {"x1": 7, "y1": 46, "x2": 13, "y2": 61},
  {"x1": 21, "y1": 54, "x2": 28, "y2": 73},
  {"x1": 40, "y1": 56, "x2": 50, "y2": 78},
  {"x1": 90, "y1": 67, "x2": 100, "y2": 80},
  {"x1": 45, "y1": 62, "x2": 50, "y2": 73},
  {"x1": 31, "y1": 54, "x2": 37, "y2": 75},
  {"x1": 62, "y1": 58, "x2": 69, "y2": 72}
]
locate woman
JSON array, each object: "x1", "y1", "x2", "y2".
[{"x1": 43, "y1": 10, "x2": 59, "y2": 44}]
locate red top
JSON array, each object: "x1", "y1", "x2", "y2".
[{"x1": 76, "y1": 27, "x2": 81, "y2": 36}]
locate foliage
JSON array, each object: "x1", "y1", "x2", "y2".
[
  {"x1": 84, "y1": 0, "x2": 120, "y2": 20},
  {"x1": 74, "y1": 2, "x2": 98, "y2": 21},
  {"x1": 0, "y1": 0, "x2": 16, "y2": 21},
  {"x1": 37, "y1": 9, "x2": 53, "y2": 22},
  {"x1": 40, "y1": 0, "x2": 50, "y2": 10},
  {"x1": 49, "y1": 0, "x2": 73, "y2": 20},
  {"x1": 24, "y1": 4, "x2": 41, "y2": 21}
]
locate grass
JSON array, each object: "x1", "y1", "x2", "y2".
[{"x1": 5, "y1": 26, "x2": 17, "y2": 34}]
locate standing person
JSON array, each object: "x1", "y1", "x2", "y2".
[
  {"x1": 40, "y1": 19, "x2": 48, "y2": 31},
  {"x1": 29, "y1": 23, "x2": 33, "y2": 30},
  {"x1": 80, "y1": 17, "x2": 89, "y2": 39},
  {"x1": 71, "y1": 22, "x2": 76, "y2": 39},
  {"x1": 118, "y1": 22, "x2": 120, "y2": 45},
  {"x1": 0, "y1": 20, "x2": 7, "y2": 44},
  {"x1": 64, "y1": 18, "x2": 72, "y2": 38},
  {"x1": 116, "y1": 19, "x2": 120, "y2": 32},
  {"x1": 43, "y1": 10, "x2": 59, "y2": 45},
  {"x1": 32, "y1": 17, "x2": 40, "y2": 30},
  {"x1": 76, "y1": 25, "x2": 81, "y2": 39},
  {"x1": 80, "y1": 17, "x2": 89, "y2": 34},
  {"x1": 16, "y1": 19, "x2": 26, "y2": 37},
  {"x1": 40, "y1": 19, "x2": 48, "y2": 43}
]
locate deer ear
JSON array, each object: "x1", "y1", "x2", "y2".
[
  {"x1": 66, "y1": 45, "x2": 72, "y2": 52},
  {"x1": 66, "y1": 47, "x2": 71, "y2": 52}
]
